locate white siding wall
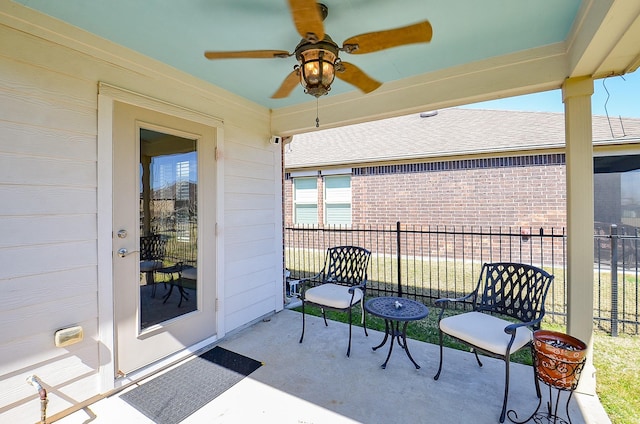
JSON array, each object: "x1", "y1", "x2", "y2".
[
  {"x1": 224, "y1": 132, "x2": 282, "y2": 330},
  {"x1": 0, "y1": 4, "x2": 282, "y2": 422}
]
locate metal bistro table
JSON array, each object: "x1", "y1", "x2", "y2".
[
  {"x1": 364, "y1": 296, "x2": 429, "y2": 369},
  {"x1": 156, "y1": 262, "x2": 189, "y2": 307}
]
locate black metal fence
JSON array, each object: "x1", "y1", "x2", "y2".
[
  {"x1": 285, "y1": 222, "x2": 640, "y2": 335},
  {"x1": 147, "y1": 219, "x2": 198, "y2": 266},
  {"x1": 594, "y1": 224, "x2": 640, "y2": 335}
]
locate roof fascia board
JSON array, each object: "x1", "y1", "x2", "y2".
[{"x1": 593, "y1": 139, "x2": 640, "y2": 156}]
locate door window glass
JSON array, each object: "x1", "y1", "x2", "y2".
[{"x1": 139, "y1": 129, "x2": 198, "y2": 329}]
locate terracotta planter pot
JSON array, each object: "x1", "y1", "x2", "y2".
[{"x1": 533, "y1": 330, "x2": 587, "y2": 390}]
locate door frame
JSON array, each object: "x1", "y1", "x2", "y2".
[{"x1": 97, "y1": 83, "x2": 226, "y2": 391}]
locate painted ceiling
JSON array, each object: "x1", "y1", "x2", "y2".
[
  {"x1": 15, "y1": 0, "x2": 582, "y2": 109},
  {"x1": 11, "y1": 0, "x2": 640, "y2": 134}
]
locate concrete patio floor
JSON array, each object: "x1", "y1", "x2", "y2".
[{"x1": 56, "y1": 309, "x2": 611, "y2": 424}]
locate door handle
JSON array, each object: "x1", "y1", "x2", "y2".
[{"x1": 117, "y1": 248, "x2": 139, "y2": 258}]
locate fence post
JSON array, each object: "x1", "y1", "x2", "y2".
[
  {"x1": 397, "y1": 221, "x2": 402, "y2": 297},
  {"x1": 539, "y1": 227, "x2": 544, "y2": 268},
  {"x1": 610, "y1": 224, "x2": 619, "y2": 337}
]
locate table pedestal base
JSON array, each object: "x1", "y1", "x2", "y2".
[
  {"x1": 162, "y1": 281, "x2": 189, "y2": 307},
  {"x1": 157, "y1": 264, "x2": 189, "y2": 307},
  {"x1": 372, "y1": 319, "x2": 421, "y2": 369}
]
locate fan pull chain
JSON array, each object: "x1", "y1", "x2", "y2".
[{"x1": 316, "y1": 99, "x2": 320, "y2": 128}]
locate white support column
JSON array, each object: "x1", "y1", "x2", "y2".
[{"x1": 562, "y1": 76, "x2": 596, "y2": 395}]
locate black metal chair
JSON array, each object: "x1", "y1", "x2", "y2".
[
  {"x1": 298, "y1": 246, "x2": 372, "y2": 357},
  {"x1": 140, "y1": 234, "x2": 168, "y2": 296},
  {"x1": 433, "y1": 262, "x2": 554, "y2": 423}
]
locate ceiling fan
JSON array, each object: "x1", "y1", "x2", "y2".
[{"x1": 204, "y1": 0, "x2": 433, "y2": 99}]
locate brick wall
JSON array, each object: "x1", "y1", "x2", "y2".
[{"x1": 286, "y1": 154, "x2": 567, "y2": 231}]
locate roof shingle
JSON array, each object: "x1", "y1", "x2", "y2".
[{"x1": 285, "y1": 108, "x2": 640, "y2": 168}]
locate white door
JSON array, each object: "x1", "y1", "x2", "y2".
[{"x1": 113, "y1": 101, "x2": 217, "y2": 375}]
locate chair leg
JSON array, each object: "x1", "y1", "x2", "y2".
[
  {"x1": 146, "y1": 272, "x2": 157, "y2": 297},
  {"x1": 346, "y1": 307, "x2": 352, "y2": 357},
  {"x1": 473, "y1": 348, "x2": 484, "y2": 367},
  {"x1": 299, "y1": 301, "x2": 306, "y2": 343},
  {"x1": 434, "y1": 328, "x2": 445, "y2": 380},
  {"x1": 151, "y1": 276, "x2": 157, "y2": 297},
  {"x1": 530, "y1": 344, "x2": 542, "y2": 399},
  {"x1": 499, "y1": 355, "x2": 511, "y2": 423},
  {"x1": 359, "y1": 298, "x2": 368, "y2": 337},
  {"x1": 362, "y1": 306, "x2": 368, "y2": 337}
]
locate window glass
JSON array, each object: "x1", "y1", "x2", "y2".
[
  {"x1": 325, "y1": 175, "x2": 351, "y2": 225},
  {"x1": 294, "y1": 177, "x2": 318, "y2": 224},
  {"x1": 295, "y1": 203, "x2": 319, "y2": 224}
]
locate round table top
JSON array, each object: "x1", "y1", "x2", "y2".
[{"x1": 364, "y1": 296, "x2": 429, "y2": 321}]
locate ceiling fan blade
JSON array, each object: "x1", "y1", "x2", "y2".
[
  {"x1": 335, "y1": 62, "x2": 382, "y2": 94},
  {"x1": 287, "y1": 0, "x2": 325, "y2": 41},
  {"x1": 271, "y1": 70, "x2": 301, "y2": 99},
  {"x1": 342, "y1": 20, "x2": 433, "y2": 55},
  {"x1": 204, "y1": 50, "x2": 291, "y2": 60}
]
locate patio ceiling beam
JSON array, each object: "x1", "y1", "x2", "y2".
[
  {"x1": 568, "y1": 0, "x2": 640, "y2": 78},
  {"x1": 272, "y1": 43, "x2": 568, "y2": 135}
]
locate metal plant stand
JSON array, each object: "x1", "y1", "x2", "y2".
[{"x1": 508, "y1": 330, "x2": 587, "y2": 424}]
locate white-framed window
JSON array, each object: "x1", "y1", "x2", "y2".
[
  {"x1": 293, "y1": 177, "x2": 318, "y2": 224},
  {"x1": 324, "y1": 175, "x2": 351, "y2": 225}
]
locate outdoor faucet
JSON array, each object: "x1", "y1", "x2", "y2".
[{"x1": 26, "y1": 375, "x2": 48, "y2": 423}]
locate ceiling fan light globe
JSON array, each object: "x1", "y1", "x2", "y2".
[{"x1": 298, "y1": 48, "x2": 336, "y2": 97}]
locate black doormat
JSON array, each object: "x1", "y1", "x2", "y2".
[{"x1": 120, "y1": 346, "x2": 262, "y2": 424}]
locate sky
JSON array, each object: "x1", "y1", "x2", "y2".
[{"x1": 463, "y1": 72, "x2": 640, "y2": 118}]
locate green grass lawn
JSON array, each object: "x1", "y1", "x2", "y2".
[
  {"x1": 293, "y1": 302, "x2": 640, "y2": 424},
  {"x1": 593, "y1": 333, "x2": 640, "y2": 424}
]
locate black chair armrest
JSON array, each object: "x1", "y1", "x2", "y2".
[
  {"x1": 349, "y1": 280, "x2": 367, "y2": 299},
  {"x1": 347, "y1": 281, "x2": 366, "y2": 294},
  {"x1": 298, "y1": 271, "x2": 322, "y2": 284},
  {"x1": 297, "y1": 271, "x2": 323, "y2": 297},
  {"x1": 434, "y1": 291, "x2": 475, "y2": 307},
  {"x1": 434, "y1": 292, "x2": 476, "y2": 319},
  {"x1": 504, "y1": 316, "x2": 543, "y2": 335}
]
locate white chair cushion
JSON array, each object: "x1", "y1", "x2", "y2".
[
  {"x1": 439, "y1": 311, "x2": 532, "y2": 355},
  {"x1": 140, "y1": 260, "x2": 163, "y2": 272},
  {"x1": 305, "y1": 283, "x2": 363, "y2": 309}
]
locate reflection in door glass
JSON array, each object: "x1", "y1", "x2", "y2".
[{"x1": 139, "y1": 129, "x2": 197, "y2": 330}]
